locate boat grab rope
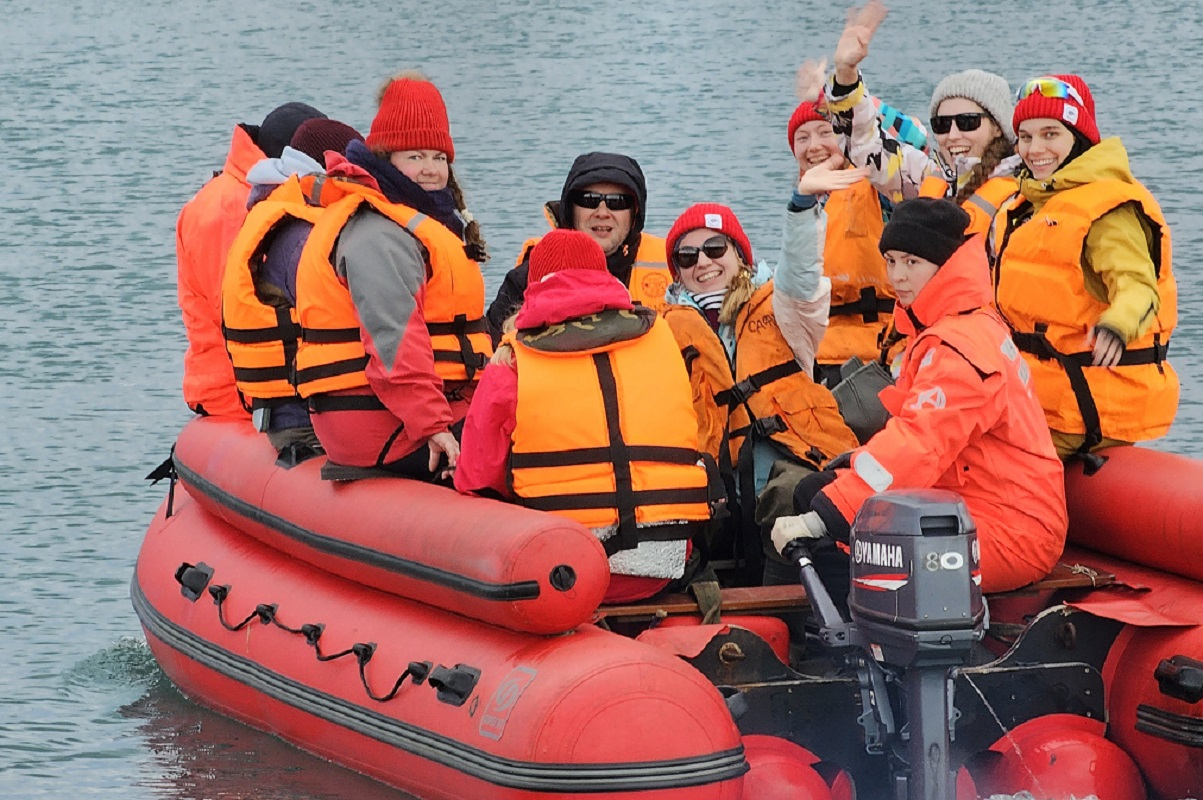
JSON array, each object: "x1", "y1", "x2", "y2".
[{"x1": 205, "y1": 580, "x2": 437, "y2": 703}]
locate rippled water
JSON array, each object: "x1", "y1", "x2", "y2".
[{"x1": 2, "y1": 0, "x2": 1200, "y2": 796}]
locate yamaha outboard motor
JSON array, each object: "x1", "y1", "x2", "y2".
[{"x1": 849, "y1": 490, "x2": 984, "y2": 799}]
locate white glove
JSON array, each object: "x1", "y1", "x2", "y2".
[{"x1": 771, "y1": 511, "x2": 829, "y2": 556}]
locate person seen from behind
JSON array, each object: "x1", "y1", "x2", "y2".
[
  {"x1": 456, "y1": 229, "x2": 711, "y2": 603},
  {"x1": 177, "y1": 101, "x2": 327, "y2": 418}
]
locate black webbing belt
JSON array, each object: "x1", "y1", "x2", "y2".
[{"x1": 829, "y1": 287, "x2": 895, "y2": 323}]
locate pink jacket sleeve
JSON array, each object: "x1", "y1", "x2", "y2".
[{"x1": 455, "y1": 361, "x2": 518, "y2": 497}]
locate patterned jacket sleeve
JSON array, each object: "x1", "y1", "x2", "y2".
[
  {"x1": 825, "y1": 73, "x2": 939, "y2": 204},
  {"x1": 335, "y1": 209, "x2": 452, "y2": 443}
]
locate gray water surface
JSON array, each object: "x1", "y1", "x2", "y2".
[{"x1": 2, "y1": 1, "x2": 1200, "y2": 796}]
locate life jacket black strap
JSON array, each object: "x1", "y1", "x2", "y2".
[
  {"x1": 523, "y1": 487, "x2": 712, "y2": 513},
  {"x1": 429, "y1": 314, "x2": 488, "y2": 380},
  {"x1": 308, "y1": 393, "x2": 388, "y2": 413},
  {"x1": 729, "y1": 415, "x2": 789, "y2": 442},
  {"x1": 426, "y1": 317, "x2": 489, "y2": 336},
  {"x1": 829, "y1": 287, "x2": 895, "y2": 322},
  {"x1": 1012, "y1": 327, "x2": 1104, "y2": 455},
  {"x1": 301, "y1": 326, "x2": 362, "y2": 344},
  {"x1": 511, "y1": 445, "x2": 701, "y2": 470},
  {"x1": 294, "y1": 357, "x2": 370, "y2": 386},
  {"x1": 714, "y1": 360, "x2": 803, "y2": 408}
]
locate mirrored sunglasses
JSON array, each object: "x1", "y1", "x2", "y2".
[
  {"x1": 1016, "y1": 76, "x2": 1085, "y2": 106},
  {"x1": 929, "y1": 112, "x2": 986, "y2": 135},
  {"x1": 673, "y1": 235, "x2": 730, "y2": 269},
  {"x1": 570, "y1": 190, "x2": 636, "y2": 211}
]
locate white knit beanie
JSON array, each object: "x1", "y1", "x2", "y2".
[{"x1": 929, "y1": 69, "x2": 1016, "y2": 144}]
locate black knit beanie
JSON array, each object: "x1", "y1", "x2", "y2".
[
  {"x1": 258, "y1": 102, "x2": 327, "y2": 159},
  {"x1": 878, "y1": 198, "x2": 970, "y2": 266}
]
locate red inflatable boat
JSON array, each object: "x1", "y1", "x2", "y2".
[{"x1": 134, "y1": 420, "x2": 1203, "y2": 798}]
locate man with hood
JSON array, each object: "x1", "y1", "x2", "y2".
[{"x1": 486, "y1": 152, "x2": 670, "y2": 340}]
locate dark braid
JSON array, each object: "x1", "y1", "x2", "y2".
[
  {"x1": 447, "y1": 166, "x2": 489, "y2": 262},
  {"x1": 955, "y1": 134, "x2": 1015, "y2": 204}
]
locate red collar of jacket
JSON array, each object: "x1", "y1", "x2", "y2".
[
  {"x1": 516, "y1": 270, "x2": 635, "y2": 330},
  {"x1": 893, "y1": 235, "x2": 992, "y2": 336}
]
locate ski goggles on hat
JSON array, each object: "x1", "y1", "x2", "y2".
[
  {"x1": 929, "y1": 112, "x2": 987, "y2": 135},
  {"x1": 569, "y1": 190, "x2": 636, "y2": 211},
  {"x1": 673, "y1": 235, "x2": 730, "y2": 269},
  {"x1": 1015, "y1": 76, "x2": 1086, "y2": 106}
]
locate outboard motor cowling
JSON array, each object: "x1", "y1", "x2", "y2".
[{"x1": 848, "y1": 490, "x2": 984, "y2": 800}]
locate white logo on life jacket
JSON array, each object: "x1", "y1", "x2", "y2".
[
  {"x1": 910, "y1": 386, "x2": 946, "y2": 410},
  {"x1": 853, "y1": 539, "x2": 905, "y2": 569}
]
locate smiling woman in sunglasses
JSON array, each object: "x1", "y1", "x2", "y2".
[
  {"x1": 820, "y1": 0, "x2": 1021, "y2": 238},
  {"x1": 990, "y1": 74, "x2": 1178, "y2": 462},
  {"x1": 660, "y1": 202, "x2": 858, "y2": 584}
]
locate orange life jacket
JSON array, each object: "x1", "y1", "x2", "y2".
[
  {"x1": 721, "y1": 283, "x2": 859, "y2": 468},
  {"x1": 661, "y1": 305, "x2": 733, "y2": 462},
  {"x1": 221, "y1": 175, "x2": 323, "y2": 409},
  {"x1": 818, "y1": 176, "x2": 898, "y2": 366},
  {"x1": 515, "y1": 233, "x2": 672, "y2": 313},
  {"x1": 508, "y1": 312, "x2": 711, "y2": 555},
  {"x1": 920, "y1": 174, "x2": 1018, "y2": 238},
  {"x1": 992, "y1": 179, "x2": 1177, "y2": 446},
  {"x1": 293, "y1": 180, "x2": 492, "y2": 399}
]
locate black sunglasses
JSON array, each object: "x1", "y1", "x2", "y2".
[
  {"x1": 929, "y1": 112, "x2": 986, "y2": 135},
  {"x1": 570, "y1": 190, "x2": 636, "y2": 211},
  {"x1": 673, "y1": 235, "x2": 730, "y2": 269}
]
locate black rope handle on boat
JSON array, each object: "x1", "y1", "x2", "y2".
[{"x1": 207, "y1": 582, "x2": 433, "y2": 703}]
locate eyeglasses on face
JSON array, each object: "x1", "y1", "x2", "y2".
[
  {"x1": 673, "y1": 235, "x2": 730, "y2": 269},
  {"x1": 1015, "y1": 76, "x2": 1085, "y2": 106},
  {"x1": 570, "y1": 190, "x2": 636, "y2": 211},
  {"x1": 929, "y1": 112, "x2": 986, "y2": 135}
]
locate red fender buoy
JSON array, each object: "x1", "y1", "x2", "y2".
[
  {"x1": 975, "y1": 714, "x2": 1146, "y2": 799},
  {"x1": 740, "y1": 736, "x2": 832, "y2": 800}
]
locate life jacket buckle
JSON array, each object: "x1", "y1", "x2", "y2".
[{"x1": 751, "y1": 415, "x2": 787, "y2": 438}]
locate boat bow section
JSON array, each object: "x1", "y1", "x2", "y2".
[
  {"x1": 172, "y1": 417, "x2": 610, "y2": 633},
  {"x1": 133, "y1": 493, "x2": 746, "y2": 799}
]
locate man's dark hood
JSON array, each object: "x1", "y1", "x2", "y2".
[{"x1": 550, "y1": 152, "x2": 648, "y2": 237}]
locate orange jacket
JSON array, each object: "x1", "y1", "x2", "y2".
[
  {"x1": 515, "y1": 233, "x2": 672, "y2": 313},
  {"x1": 725, "y1": 283, "x2": 859, "y2": 469},
  {"x1": 221, "y1": 175, "x2": 323, "y2": 408},
  {"x1": 992, "y1": 179, "x2": 1177, "y2": 445},
  {"x1": 817, "y1": 177, "x2": 898, "y2": 366},
  {"x1": 177, "y1": 125, "x2": 265, "y2": 418},
  {"x1": 509, "y1": 312, "x2": 711, "y2": 555},
  {"x1": 819, "y1": 238, "x2": 1067, "y2": 593},
  {"x1": 294, "y1": 181, "x2": 492, "y2": 399}
]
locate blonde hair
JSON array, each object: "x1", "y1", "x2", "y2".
[{"x1": 718, "y1": 260, "x2": 756, "y2": 326}]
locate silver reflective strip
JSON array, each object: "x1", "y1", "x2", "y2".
[
  {"x1": 966, "y1": 194, "x2": 998, "y2": 217},
  {"x1": 405, "y1": 213, "x2": 429, "y2": 232},
  {"x1": 853, "y1": 452, "x2": 894, "y2": 493},
  {"x1": 634, "y1": 261, "x2": 668, "y2": 269}
]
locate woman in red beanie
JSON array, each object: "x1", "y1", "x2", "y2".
[
  {"x1": 992, "y1": 74, "x2": 1178, "y2": 462},
  {"x1": 292, "y1": 71, "x2": 492, "y2": 480},
  {"x1": 661, "y1": 202, "x2": 859, "y2": 585},
  {"x1": 772, "y1": 198, "x2": 1067, "y2": 598},
  {"x1": 455, "y1": 230, "x2": 711, "y2": 603}
]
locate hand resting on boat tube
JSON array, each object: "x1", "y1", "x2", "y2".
[{"x1": 771, "y1": 510, "x2": 829, "y2": 557}]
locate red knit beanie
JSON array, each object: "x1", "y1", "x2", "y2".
[
  {"x1": 366, "y1": 74, "x2": 455, "y2": 162},
  {"x1": 665, "y1": 203, "x2": 754, "y2": 278},
  {"x1": 1012, "y1": 74, "x2": 1099, "y2": 145},
  {"x1": 527, "y1": 229, "x2": 609, "y2": 284},
  {"x1": 787, "y1": 100, "x2": 827, "y2": 150},
  {"x1": 290, "y1": 119, "x2": 364, "y2": 167}
]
